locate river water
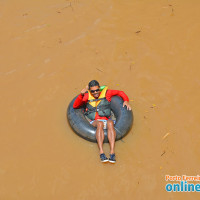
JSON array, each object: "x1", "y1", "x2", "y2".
[{"x1": 1, "y1": 0, "x2": 200, "y2": 199}]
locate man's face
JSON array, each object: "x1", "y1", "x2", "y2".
[{"x1": 90, "y1": 86, "x2": 100, "y2": 98}]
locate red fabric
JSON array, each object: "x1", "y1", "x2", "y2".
[{"x1": 73, "y1": 89, "x2": 129, "y2": 120}]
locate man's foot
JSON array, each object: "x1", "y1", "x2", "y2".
[
  {"x1": 100, "y1": 153, "x2": 109, "y2": 163},
  {"x1": 109, "y1": 154, "x2": 116, "y2": 163}
]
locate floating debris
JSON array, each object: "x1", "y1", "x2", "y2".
[
  {"x1": 150, "y1": 104, "x2": 157, "y2": 108},
  {"x1": 161, "y1": 151, "x2": 166, "y2": 156},
  {"x1": 162, "y1": 132, "x2": 171, "y2": 140},
  {"x1": 168, "y1": 4, "x2": 174, "y2": 16},
  {"x1": 96, "y1": 68, "x2": 103, "y2": 73},
  {"x1": 25, "y1": 24, "x2": 47, "y2": 32},
  {"x1": 171, "y1": 8, "x2": 174, "y2": 16}
]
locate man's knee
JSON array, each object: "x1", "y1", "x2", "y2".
[
  {"x1": 107, "y1": 120, "x2": 114, "y2": 129},
  {"x1": 97, "y1": 121, "x2": 104, "y2": 128}
]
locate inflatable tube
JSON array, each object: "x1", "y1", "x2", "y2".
[{"x1": 67, "y1": 95, "x2": 133, "y2": 143}]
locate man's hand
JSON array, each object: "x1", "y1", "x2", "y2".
[
  {"x1": 81, "y1": 85, "x2": 89, "y2": 95},
  {"x1": 123, "y1": 101, "x2": 132, "y2": 110}
]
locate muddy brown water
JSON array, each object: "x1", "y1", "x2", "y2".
[{"x1": 1, "y1": 0, "x2": 200, "y2": 199}]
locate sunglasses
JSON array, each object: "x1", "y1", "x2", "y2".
[{"x1": 90, "y1": 89, "x2": 100, "y2": 93}]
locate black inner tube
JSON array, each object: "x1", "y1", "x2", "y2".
[{"x1": 67, "y1": 96, "x2": 133, "y2": 143}]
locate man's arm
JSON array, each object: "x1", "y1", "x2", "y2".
[
  {"x1": 106, "y1": 89, "x2": 132, "y2": 110},
  {"x1": 73, "y1": 86, "x2": 88, "y2": 108},
  {"x1": 73, "y1": 94, "x2": 85, "y2": 108}
]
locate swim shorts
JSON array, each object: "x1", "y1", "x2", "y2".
[{"x1": 90, "y1": 119, "x2": 116, "y2": 129}]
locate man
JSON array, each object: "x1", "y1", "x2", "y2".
[{"x1": 73, "y1": 80, "x2": 131, "y2": 163}]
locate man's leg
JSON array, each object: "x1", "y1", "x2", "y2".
[
  {"x1": 107, "y1": 120, "x2": 116, "y2": 154},
  {"x1": 92, "y1": 120, "x2": 105, "y2": 154}
]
